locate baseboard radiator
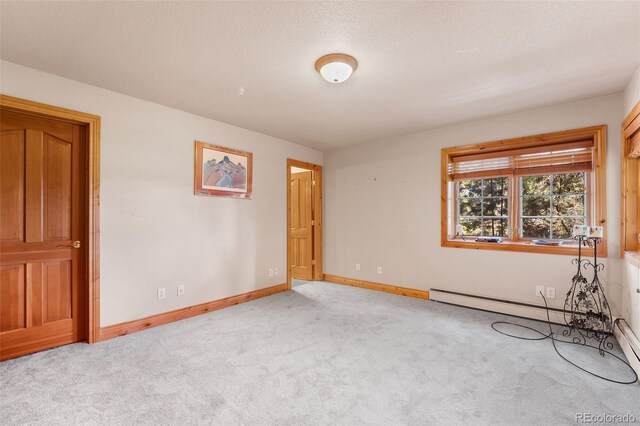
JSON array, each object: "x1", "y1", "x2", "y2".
[
  {"x1": 429, "y1": 288, "x2": 568, "y2": 324},
  {"x1": 431, "y1": 288, "x2": 640, "y2": 376},
  {"x1": 614, "y1": 319, "x2": 640, "y2": 377}
]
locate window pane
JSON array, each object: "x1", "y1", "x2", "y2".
[
  {"x1": 459, "y1": 179, "x2": 482, "y2": 197},
  {"x1": 522, "y1": 218, "x2": 551, "y2": 239},
  {"x1": 522, "y1": 175, "x2": 551, "y2": 195},
  {"x1": 459, "y1": 198, "x2": 482, "y2": 216},
  {"x1": 482, "y1": 198, "x2": 508, "y2": 216},
  {"x1": 482, "y1": 219, "x2": 508, "y2": 237},
  {"x1": 522, "y1": 196, "x2": 550, "y2": 216},
  {"x1": 553, "y1": 218, "x2": 584, "y2": 239},
  {"x1": 459, "y1": 218, "x2": 482, "y2": 236},
  {"x1": 552, "y1": 195, "x2": 585, "y2": 216},
  {"x1": 553, "y1": 173, "x2": 585, "y2": 194},
  {"x1": 482, "y1": 177, "x2": 509, "y2": 197}
]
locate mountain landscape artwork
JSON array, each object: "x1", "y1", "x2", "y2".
[{"x1": 194, "y1": 141, "x2": 253, "y2": 199}]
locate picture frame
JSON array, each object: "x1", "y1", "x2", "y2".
[{"x1": 194, "y1": 141, "x2": 253, "y2": 199}]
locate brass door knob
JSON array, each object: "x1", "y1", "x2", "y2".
[{"x1": 58, "y1": 241, "x2": 81, "y2": 249}]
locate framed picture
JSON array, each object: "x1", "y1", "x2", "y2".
[{"x1": 194, "y1": 141, "x2": 253, "y2": 199}]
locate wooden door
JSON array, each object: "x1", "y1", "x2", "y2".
[
  {"x1": 290, "y1": 171, "x2": 313, "y2": 280},
  {"x1": 1, "y1": 109, "x2": 86, "y2": 360}
]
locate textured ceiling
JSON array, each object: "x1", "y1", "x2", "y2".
[{"x1": 1, "y1": 1, "x2": 639, "y2": 150}]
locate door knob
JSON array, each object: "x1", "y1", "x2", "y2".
[{"x1": 58, "y1": 241, "x2": 81, "y2": 249}]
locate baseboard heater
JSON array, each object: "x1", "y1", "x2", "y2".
[
  {"x1": 431, "y1": 288, "x2": 640, "y2": 376},
  {"x1": 614, "y1": 319, "x2": 640, "y2": 377},
  {"x1": 429, "y1": 288, "x2": 569, "y2": 325}
]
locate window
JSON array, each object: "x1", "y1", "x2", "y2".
[
  {"x1": 621, "y1": 101, "x2": 640, "y2": 261},
  {"x1": 441, "y1": 126, "x2": 607, "y2": 256},
  {"x1": 458, "y1": 177, "x2": 509, "y2": 237},
  {"x1": 520, "y1": 172, "x2": 587, "y2": 240}
]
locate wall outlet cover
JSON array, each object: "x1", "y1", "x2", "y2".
[
  {"x1": 535, "y1": 286, "x2": 544, "y2": 297},
  {"x1": 546, "y1": 287, "x2": 556, "y2": 299},
  {"x1": 177, "y1": 285, "x2": 185, "y2": 296},
  {"x1": 157, "y1": 288, "x2": 166, "y2": 300}
]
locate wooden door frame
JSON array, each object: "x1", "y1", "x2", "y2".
[
  {"x1": 287, "y1": 159, "x2": 323, "y2": 289},
  {"x1": 1, "y1": 94, "x2": 101, "y2": 344}
]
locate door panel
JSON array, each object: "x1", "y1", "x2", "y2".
[
  {"x1": 0, "y1": 130, "x2": 25, "y2": 243},
  {"x1": 44, "y1": 135, "x2": 72, "y2": 241},
  {"x1": 290, "y1": 171, "x2": 313, "y2": 280},
  {"x1": 0, "y1": 109, "x2": 86, "y2": 360},
  {"x1": 43, "y1": 261, "x2": 72, "y2": 323},
  {"x1": 0, "y1": 264, "x2": 26, "y2": 332}
]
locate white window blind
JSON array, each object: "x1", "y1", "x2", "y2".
[{"x1": 448, "y1": 141, "x2": 593, "y2": 180}]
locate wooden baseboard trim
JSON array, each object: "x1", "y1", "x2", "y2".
[
  {"x1": 99, "y1": 283, "x2": 287, "y2": 341},
  {"x1": 323, "y1": 274, "x2": 429, "y2": 300}
]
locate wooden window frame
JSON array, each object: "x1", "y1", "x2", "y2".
[
  {"x1": 621, "y1": 101, "x2": 640, "y2": 261},
  {"x1": 441, "y1": 125, "x2": 607, "y2": 256}
]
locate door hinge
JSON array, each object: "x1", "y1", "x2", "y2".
[
  {"x1": 312, "y1": 260, "x2": 316, "y2": 265},
  {"x1": 312, "y1": 181, "x2": 316, "y2": 186},
  {"x1": 311, "y1": 220, "x2": 315, "y2": 226}
]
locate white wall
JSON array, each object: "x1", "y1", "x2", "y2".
[
  {"x1": 324, "y1": 94, "x2": 624, "y2": 316},
  {"x1": 623, "y1": 66, "x2": 640, "y2": 117},
  {"x1": 0, "y1": 61, "x2": 323, "y2": 327},
  {"x1": 622, "y1": 66, "x2": 640, "y2": 335}
]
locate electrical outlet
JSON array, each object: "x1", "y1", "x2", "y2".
[
  {"x1": 535, "y1": 286, "x2": 544, "y2": 297},
  {"x1": 377, "y1": 266, "x2": 383, "y2": 275},
  {"x1": 177, "y1": 285, "x2": 185, "y2": 296},
  {"x1": 269, "y1": 268, "x2": 274, "y2": 277},
  {"x1": 355, "y1": 263, "x2": 361, "y2": 272},
  {"x1": 157, "y1": 288, "x2": 166, "y2": 300},
  {"x1": 274, "y1": 267, "x2": 278, "y2": 276},
  {"x1": 546, "y1": 287, "x2": 556, "y2": 299}
]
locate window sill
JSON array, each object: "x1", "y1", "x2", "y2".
[{"x1": 443, "y1": 239, "x2": 607, "y2": 257}]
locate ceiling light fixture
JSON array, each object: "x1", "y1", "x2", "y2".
[{"x1": 315, "y1": 53, "x2": 358, "y2": 84}]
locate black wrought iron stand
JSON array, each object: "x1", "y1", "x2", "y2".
[
  {"x1": 490, "y1": 235, "x2": 638, "y2": 384},
  {"x1": 562, "y1": 236, "x2": 613, "y2": 355}
]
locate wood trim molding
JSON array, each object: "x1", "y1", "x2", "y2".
[
  {"x1": 100, "y1": 283, "x2": 287, "y2": 341},
  {"x1": 0, "y1": 94, "x2": 101, "y2": 344},
  {"x1": 287, "y1": 159, "x2": 324, "y2": 289},
  {"x1": 622, "y1": 100, "x2": 640, "y2": 131},
  {"x1": 621, "y1": 100, "x2": 640, "y2": 258},
  {"x1": 441, "y1": 125, "x2": 607, "y2": 257},
  {"x1": 323, "y1": 274, "x2": 429, "y2": 300},
  {"x1": 442, "y1": 240, "x2": 584, "y2": 256}
]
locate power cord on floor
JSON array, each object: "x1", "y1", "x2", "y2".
[{"x1": 491, "y1": 294, "x2": 638, "y2": 385}]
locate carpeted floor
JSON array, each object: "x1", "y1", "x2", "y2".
[{"x1": 1, "y1": 281, "x2": 638, "y2": 425}]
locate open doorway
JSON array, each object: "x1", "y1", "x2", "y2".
[{"x1": 287, "y1": 159, "x2": 323, "y2": 290}]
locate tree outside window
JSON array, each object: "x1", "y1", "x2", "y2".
[
  {"x1": 458, "y1": 177, "x2": 509, "y2": 237},
  {"x1": 520, "y1": 172, "x2": 587, "y2": 240}
]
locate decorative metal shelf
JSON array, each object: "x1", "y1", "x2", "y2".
[{"x1": 563, "y1": 236, "x2": 612, "y2": 355}]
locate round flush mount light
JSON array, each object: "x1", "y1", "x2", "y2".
[{"x1": 315, "y1": 53, "x2": 358, "y2": 84}]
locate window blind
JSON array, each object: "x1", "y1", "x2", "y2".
[{"x1": 448, "y1": 140, "x2": 593, "y2": 180}]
